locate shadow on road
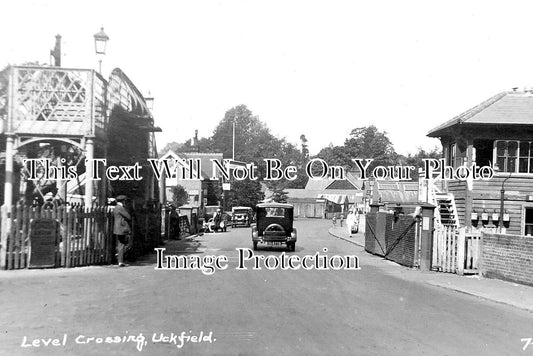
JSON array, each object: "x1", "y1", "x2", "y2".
[{"x1": 130, "y1": 235, "x2": 208, "y2": 267}]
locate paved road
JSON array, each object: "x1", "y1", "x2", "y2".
[{"x1": 1, "y1": 219, "x2": 532, "y2": 355}]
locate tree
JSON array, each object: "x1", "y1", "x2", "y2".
[
  {"x1": 402, "y1": 146, "x2": 442, "y2": 180},
  {"x1": 171, "y1": 185, "x2": 189, "y2": 207},
  {"x1": 210, "y1": 105, "x2": 304, "y2": 173},
  {"x1": 227, "y1": 180, "x2": 264, "y2": 208},
  {"x1": 0, "y1": 66, "x2": 8, "y2": 118},
  {"x1": 158, "y1": 136, "x2": 214, "y2": 156},
  {"x1": 315, "y1": 125, "x2": 398, "y2": 172},
  {"x1": 346, "y1": 126, "x2": 397, "y2": 164},
  {"x1": 268, "y1": 181, "x2": 289, "y2": 203}
]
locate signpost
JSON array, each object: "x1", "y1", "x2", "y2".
[{"x1": 29, "y1": 219, "x2": 60, "y2": 269}]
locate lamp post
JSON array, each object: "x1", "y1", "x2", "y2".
[
  {"x1": 232, "y1": 115, "x2": 236, "y2": 160},
  {"x1": 93, "y1": 27, "x2": 109, "y2": 74}
]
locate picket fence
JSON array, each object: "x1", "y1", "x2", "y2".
[
  {"x1": 3, "y1": 204, "x2": 115, "y2": 270},
  {"x1": 432, "y1": 226, "x2": 482, "y2": 275}
]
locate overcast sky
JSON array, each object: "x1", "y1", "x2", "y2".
[{"x1": 2, "y1": 0, "x2": 533, "y2": 155}]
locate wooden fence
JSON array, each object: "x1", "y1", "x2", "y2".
[
  {"x1": 432, "y1": 226, "x2": 481, "y2": 275},
  {"x1": 2, "y1": 204, "x2": 115, "y2": 270}
]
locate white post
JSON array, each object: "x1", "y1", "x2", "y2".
[
  {"x1": 159, "y1": 171, "x2": 166, "y2": 205},
  {"x1": 84, "y1": 137, "x2": 94, "y2": 208},
  {"x1": 4, "y1": 135, "x2": 14, "y2": 209},
  {"x1": 456, "y1": 227, "x2": 465, "y2": 275},
  {"x1": 1, "y1": 135, "x2": 15, "y2": 269}
]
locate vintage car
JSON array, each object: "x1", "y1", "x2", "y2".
[
  {"x1": 232, "y1": 206, "x2": 253, "y2": 227},
  {"x1": 204, "y1": 217, "x2": 227, "y2": 233},
  {"x1": 204, "y1": 205, "x2": 222, "y2": 220},
  {"x1": 251, "y1": 203, "x2": 296, "y2": 251},
  {"x1": 202, "y1": 206, "x2": 229, "y2": 233}
]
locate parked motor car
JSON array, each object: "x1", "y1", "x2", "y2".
[
  {"x1": 251, "y1": 203, "x2": 296, "y2": 251},
  {"x1": 232, "y1": 206, "x2": 253, "y2": 227},
  {"x1": 204, "y1": 217, "x2": 227, "y2": 233},
  {"x1": 204, "y1": 205, "x2": 222, "y2": 220}
]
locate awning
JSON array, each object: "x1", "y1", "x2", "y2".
[{"x1": 316, "y1": 194, "x2": 348, "y2": 205}]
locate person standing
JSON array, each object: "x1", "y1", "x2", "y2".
[
  {"x1": 346, "y1": 210, "x2": 356, "y2": 237},
  {"x1": 113, "y1": 195, "x2": 131, "y2": 267}
]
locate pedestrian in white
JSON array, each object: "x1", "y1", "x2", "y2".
[{"x1": 346, "y1": 210, "x2": 356, "y2": 237}]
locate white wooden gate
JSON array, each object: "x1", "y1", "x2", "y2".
[{"x1": 432, "y1": 226, "x2": 481, "y2": 275}]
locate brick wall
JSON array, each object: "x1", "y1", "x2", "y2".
[
  {"x1": 365, "y1": 211, "x2": 417, "y2": 267},
  {"x1": 480, "y1": 233, "x2": 533, "y2": 286}
]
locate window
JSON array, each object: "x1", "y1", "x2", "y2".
[
  {"x1": 265, "y1": 207, "x2": 286, "y2": 218},
  {"x1": 448, "y1": 143, "x2": 465, "y2": 168},
  {"x1": 448, "y1": 144, "x2": 456, "y2": 167},
  {"x1": 525, "y1": 208, "x2": 533, "y2": 236},
  {"x1": 474, "y1": 139, "x2": 493, "y2": 166},
  {"x1": 495, "y1": 140, "x2": 533, "y2": 173}
]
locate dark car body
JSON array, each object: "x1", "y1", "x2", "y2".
[
  {"x1": 232, "y1": 206, "x2": 252, "y2": 227},
  {"x1": 202, "y1": 206, "x2": 228, "y2": 232},
  {"x1": 204, "y1": 205, "x2": 222, "y2": 220},
  {"x1": 251, "y1": 203, "x2": 297, "y2": 251}
]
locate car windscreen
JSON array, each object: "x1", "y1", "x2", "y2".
[
  {"x1": 233, "y1": 209, "x2": 250, "y2": 214},
  {"x1": 264, "y1": 207, "x2": 287, "y2": 218}
]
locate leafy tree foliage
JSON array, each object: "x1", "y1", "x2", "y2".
[
  {"x1": 227, "y1": 180, "x2": 265, "y2": 208},
  {"x1": 402, "y1": 146, "x2": 442, "y2": 180},
  {"x1": 0, "y1": 66, "x2": 8, "y2": 118},
  {"x1": 159, "y1": 105, "x2": 309, "y2": 208},
  {"x1": 315, "y1": 125, "x2": 398, "y2": 172},
  {"x1": 266, "y1": 181, "x2": 289, "y2": 203},
  {"x1": 171, "y1": 184, "x2": 189, "y2": 207}
]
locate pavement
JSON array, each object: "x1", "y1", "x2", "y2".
[{"x1": 328, "y1": 224, "x2": 533, "y2": 314}]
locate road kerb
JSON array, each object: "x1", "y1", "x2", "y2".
[
  {"x1": 328, "y1": 228, "x2": 364, "y2": 247},
  {"x1": 329, "y1": 226, "x2": 533, "y2": 313}
]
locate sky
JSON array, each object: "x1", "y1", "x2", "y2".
[{"x1": 3, "y1": 0, "x2": 533, "y2": 156}]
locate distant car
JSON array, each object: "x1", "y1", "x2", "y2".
[
  {"x1": 205, "y1": 216, "x2": 227, "y2": 233},
  {"x1": 232, "y1": 206, "x2": 253, "y2": 227},
  {"x1": 251, "y1": 203, "x2": 296, "y2": 252},
  {"x1": 204, "y1": 205, "x2": 222, "y2": 220}
]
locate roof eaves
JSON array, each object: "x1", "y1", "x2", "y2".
[{"x1": 427, "y1": 91, "x2": 508, "y2": 137}]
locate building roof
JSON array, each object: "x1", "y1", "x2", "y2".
[
  {"x1": 182, "y1": 152, "x2": 224, "y2": 179},
  {"x1": 374, "y1": 181, "x2": 419, "y2": 204},
  {"x1": 257, "y1": 202, "x2": 294, "y2": 209},
  {"x1": 428, "y1": 91, "x2": 533, "y2": 137},
  {"x1": 304, "y1": 171, "x2": 363, "y2": 191},
  {"x1": 285, "y1": 188, "x2": 363, "y2": 204}
]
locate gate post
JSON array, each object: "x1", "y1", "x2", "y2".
[
  {"x1": 456, "y1": 227, "x2": 465, "y2": 275},
  {"x1": 1, "y1": 134, "x2": 15, "y2": 269},
  {"x1": 84, "y1": 137, "x2": 94, "y2": 208},
  {"x1": 0, "y1": 205, "x2": 8, "y2": 269},
  {"x1": 419, "y1": 203, "x2": 436, "y2": 271}
]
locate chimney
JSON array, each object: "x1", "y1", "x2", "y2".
[{"x1": 50, "y1": 34, "x2": 61, "y2": 67}]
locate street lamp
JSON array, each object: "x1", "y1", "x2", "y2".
[
  {"x1": 93, "y1": 27, "x2": 109, "y2": 74},
  {"x1": 145, "y1": 92, "x2": 154, "y2": 111}
]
